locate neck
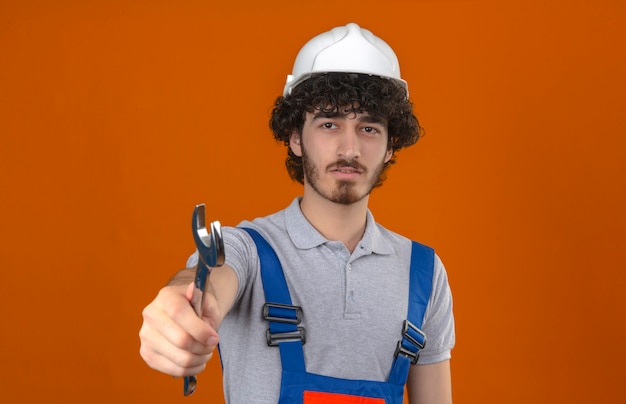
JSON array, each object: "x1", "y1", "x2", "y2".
[{"x1": 300, "y1": 187, "x2": 370, "y2": 253}]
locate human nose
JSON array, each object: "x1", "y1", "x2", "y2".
[{"x1": 337, "y1": 128, "x2": 360, "y2": 160}]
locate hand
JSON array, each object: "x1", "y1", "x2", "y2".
[{"x1": 139, "y1": 282, "x2": 221, "y2": 377}]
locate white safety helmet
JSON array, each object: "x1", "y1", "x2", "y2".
[{"x1": 283, "y1": 23, "x2": 407, "y2": 97}]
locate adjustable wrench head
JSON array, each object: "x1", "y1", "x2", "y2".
[{"x1": 192, "y1": 204, "x2": 225, "y2": 269}]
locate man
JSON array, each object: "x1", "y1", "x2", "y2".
[{"x1": 140, "y1": 23, "x2": 455, "y2": 404}]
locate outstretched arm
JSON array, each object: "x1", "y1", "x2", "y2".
[{"x1": 139, "y1": 264, "x2": 238, "y2": 376}]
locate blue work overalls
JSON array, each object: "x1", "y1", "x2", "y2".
[{"x1": 242, "y1": 228, "x2": 434, "y2": 404}]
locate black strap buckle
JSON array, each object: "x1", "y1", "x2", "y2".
[
  {"x1": 395, "y1": 341, "x2": 419, "y2": 365},
  {"x1": 402, "y1": 320, "x2": 426, "y2": 350},
  {"x1": 266, "y1": 327, "x2": 306, "y2": 346},
  {"x1": 263, "y1": 303, "x2": 306, "y2": 346},
  {"x1": 263, "y1": 303, "x2": 303, "y2": 324},
  {"x1": 395, "y1": 320, "x2": 426, "y2": 365}
]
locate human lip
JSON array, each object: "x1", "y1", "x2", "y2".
[
  {"x1": 333, "y1": 167, "x2": 361, "y2": 173},
  {"x1": 329, "y1": 163, "x2": 364, "y2": 178}
]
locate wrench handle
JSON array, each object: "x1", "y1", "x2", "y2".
[
  {"x1": 190, "y1": 263, "x2": 210, "y2": 317},
  {"x1": 183, "y1": 204, "x2": 224, "y2": 396},
  {"x1": 183, "y1": 266, "x2": 210, "y2": 396},
  {"x1": 183, "y1": 375, "x2": 197, "y2": 397}
]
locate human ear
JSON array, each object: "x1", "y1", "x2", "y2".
[
  {"x1": 289, "y1": 131, "x2": 303, "y2": 157},
  {"x1": 384, "y1": 147, "x2": 393, "y2": 163}
]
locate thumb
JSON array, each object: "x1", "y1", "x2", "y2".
[
  {"x1": 185, "y1": 281, "x2": 195, "y2": 302},
  {"x1": 185, "y1": 280, "x2": 221, "y2": 331}
]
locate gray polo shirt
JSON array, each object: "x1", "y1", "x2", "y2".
[{"x1": 187, "y1": 197, "x2": 455, "y2": 403}]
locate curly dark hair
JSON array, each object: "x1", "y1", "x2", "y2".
[{"x1": 269, "y1": 72, "x2": 422, "y2": 185}]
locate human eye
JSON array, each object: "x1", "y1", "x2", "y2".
[
  {"x1": 320, "y1": 121, "x2": 338, "y2": 130},
  {"x1": 361, "y1": 126, "x2": 381, "y2": 135}
]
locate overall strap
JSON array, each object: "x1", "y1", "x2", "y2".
[
  {"x1": 241, "y1": 227, "x2": 306, "y2": 373},
  {"x1": 387, "y1": 241, "x2": 435, "y2": 386}
]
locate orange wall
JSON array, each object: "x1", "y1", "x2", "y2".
[{"x1": 1, "y1": 0, "x2": 625, "y2": 402}]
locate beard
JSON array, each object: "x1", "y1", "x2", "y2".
[{"x1": 302, "y1": 148, "x2": 387, "y2": 205}]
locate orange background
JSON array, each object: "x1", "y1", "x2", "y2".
[{"x1": 1, "y1": 0, "x2": 625, "y2": 403}]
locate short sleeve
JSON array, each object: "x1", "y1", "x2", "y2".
[{"x1": 417, "y1": 254, "x2": 455, "y2": 364}]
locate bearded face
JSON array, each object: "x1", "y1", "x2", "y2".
[
  {"x1": 302, "y1": 150, "x2": 388, "y2": 205},
  {"x1": 293, "y1": 109, "x2": 392, "y2": 206}
]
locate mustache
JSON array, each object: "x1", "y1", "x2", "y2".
[{"x1": 327, "y1": 159, "x2": 366, "y2": 172}]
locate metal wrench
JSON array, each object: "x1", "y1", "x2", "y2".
[{"x1": 183, "y1": 203, "x2": 225, "y2": 396}]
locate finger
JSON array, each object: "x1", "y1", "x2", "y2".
[
  {"x1": 164, "y1": 284, "x2": 220, "y2": 350},
  {"x1": 184, "y1": 279, "x2": 222, "y2": 330},
  {"x1": 140, "y1": 319, "x2": 213, "y2": 377},
  {"x1": 199, "y1": 282, "x2": 224, "y2": 330},
  {"x1": 140, "y1": 298, "x2": 214, "y2": 375},
  {"x1": 184, "y1": 280, "x2": 221, "y2": 328},
  {"x1": 145, "y1": 288, "x2": 218, "y2": 355}
]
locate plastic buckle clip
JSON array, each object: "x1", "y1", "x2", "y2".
[
  {"x1": 395, "y1": 320, "x2": 426, "y2": 365},
  {"x1": 266, "y1": 327, "x2": 306, "y2": 346},
  {"x1": 263, "y1": 303, "x2": 303, "y2": 324},
  {"x1": 263, "y1": 303, "x2": 306, "y2": 346},
  {"x1": 402, "y1": 320, "x2": 426, "y2": 350}
]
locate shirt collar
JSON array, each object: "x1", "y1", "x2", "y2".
[{"x1": 285, "y1": 197, "x2": 394, "y2": 255}]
